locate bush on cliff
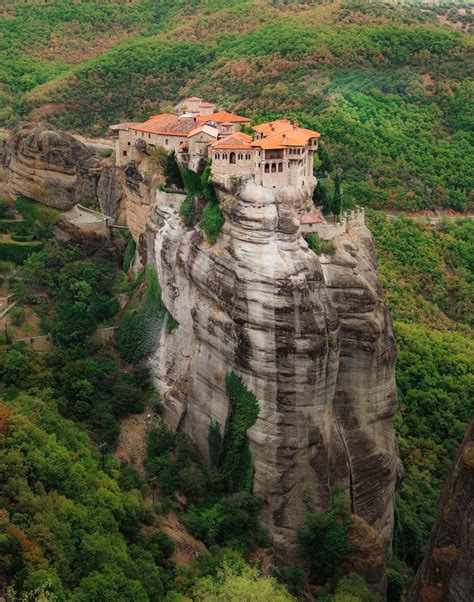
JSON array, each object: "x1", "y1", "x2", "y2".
[
  {"x1": 200, "y1": 201, "x2": 224, "y2": 244},
  {"x1": 219, "y1": 372, "x2": 260, "y2": 493},
  {"x1": 116, "y1": 265, "x2": 165, "y2": 364},
  {"x1": 179, "y1": 195, "x2": 195, "y2": 228},
  {"x1": 297, "y1": 488, "x2": 353, "y2": 585},
  {"x1": 305, "y1": 233, "x2": 336, "y2": 256}
]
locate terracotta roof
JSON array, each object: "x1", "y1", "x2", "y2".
[
  {"x1": 211, "y1": 132, "x2": 254, "y2": 150},
  {"x1": 188, "y1": 124, "x2": 219, "y2": 138},
  {"x1": 251, "y1": 121, "x2": 320, "y2": 150},
  {"x1": 301, "y1": 213, "x2": 323, "y2": 225},
  {"x1": 109, "y1": 122, "x2": 139, "y2": 131},
  {"x1": 129, "y1": 114, "x2": 198, "y2": 136},
  {"x1": 199, "y1": 102, "x2": 216, "y2": 108},
  {"x1": 252, "y1": 119, "x2": 291, "y2": 135},
  {"x1": 252, "y1": 121, "x2": 319, "y2": 149},
  {"x1": 197, "y1": 111, "x2": 251, "y2": 124}
]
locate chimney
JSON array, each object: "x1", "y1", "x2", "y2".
[
  {"x1": 293, "y1": 120, "x2": 299, "y2": 130},
  {"x1": 270, "y1": 123, "x2": 275, "y2": 132},
  {"x1": 282, "y1": 133, "x2": 287, "y2": 142}
]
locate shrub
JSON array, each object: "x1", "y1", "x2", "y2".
[
  {"x1": 10, "y1": 306, "x2": 26, "y2": 327},
  {"x1": 179, "y1": 195, "x2": 195, "y2": 228},
  {"x1": 0, "y1": 241, "x2": 44, "y2": 264},
  {"x1": 165, "y1": 313, "x2": 179, "y2": 334},
  {"x1": 164, "y1": 151, "x2": 184, "y2": 188},
  {"x1": 304, "y1": 233, "x2": 336, "y2": 256},
  {"x1": 123, "y1": 237, "x2": 136, "y2": 272},
  {"x1": 200, "y1": 201, "x2": 224, "y2": 244},
  {"x1": 297, "y1": 489, "x2": 353, "y2": 585},
  {"x1": 334, "y1": 572, "x2": 377, "y2": 601},
  {"x1": 11, "y1": 232, "x2": 35, "y2": 242},
  {"x1": 220, "y1": 372, "x2": 260, "y2": 492},
  {"x1": 0, "y1": 220, "x2": 20, "y2": 233},
  {"x1": 115, "y1": 266, "x2": 165, "y2": 364}
]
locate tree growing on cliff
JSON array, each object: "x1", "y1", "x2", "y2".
[
  {"x1": 332, "y1": 172, "x2": 343, "y2": 220},
  {"x1": 297, "y1": 488, "x2": 353, "y2": 585}
]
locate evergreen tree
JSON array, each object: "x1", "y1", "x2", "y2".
[{"x1": 333, "y1": 173, "x2": 343, "y2": 219}]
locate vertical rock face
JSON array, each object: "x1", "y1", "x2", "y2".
[
  {"x1": 2, "y1": 122, "x2": 101, "y2": 209},
  {"x1": 149, "y1": 176, "x2": 401, "y2": 556},
  {"x1": 409, "y1": 420, "x2": 474, "y2": 602}
]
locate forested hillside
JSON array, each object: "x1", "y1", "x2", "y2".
[
  {"x1": 1, "y1": 0, "x2": 473, "y2": 211},
  {"x1": 0, "y1": 1, "x2": 473, "y2": 600},
  {"x1": 368, "y1": 214, "x2": 473, "y2": 571}
]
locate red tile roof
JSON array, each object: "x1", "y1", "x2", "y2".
[
  {"x1": 197, "y1": 111, "x2": 251, "y2": 124},
  {"x1": 251, "y1": 121, "x2": 320, "y2": 150},
  {"x1": 211, "y1": 132, "x2": 254, "y2": 150},
  {"x1": 129, "y1": 114, "x2": 198, "y2": 136},
  {"x1": 109, "y1": 122, "x2": 139, "y2": 131},
  {"x1": 300, "y1": 213, "x2": 323, "y2": 225}
]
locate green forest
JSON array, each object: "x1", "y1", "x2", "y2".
[
  {"x1": 1, "y1": 0, "x2": 473, "y2": 211},
  {"x1": 0, "y1": 0, "x2": 473, "y2": 600}
]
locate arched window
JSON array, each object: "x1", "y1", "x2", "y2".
[
  {"x1": 238, "y1": 153, "x2": 243, "y2": 161},
  {"x1": 229, "y1": 152, "x2": 236, "y2": 164},
  {"x1": 271, "y1": 163, "x2": 277, "y2": 173},
  {"x1": 264, "y1": 163, "x2": 270, "y2": 173},
  {"x1": 223, "y1": 153, "x2": 227, "y2": 160},
  {"x1": 278, "y1": 163, "x2": 283, "y2": 172}
]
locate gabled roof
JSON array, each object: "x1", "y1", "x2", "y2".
[
  {"x1": 188, "y1": 124, "x2": 219, "y2": 138},
  {"x1": 129, "y1": 114, "x2": 198, "y2": 136},
  {"x1": 211, "y1": 132, "x2": 253, "y2": 150},
  {"x1": 109, "y1": 122, "x2": 139, "y2": 131},
  {"x1": 197, "y1": 111, "x2": 251, "y2": 124},
  {"x1": 301, "y1": 213, "x2": 324, "y2": 225},
  {"x1": 251, "y1": 121, "x2": 320, "y2": 150},
  {"x1": 252, "y1": 119, "x2": 291, "y2": 135}
]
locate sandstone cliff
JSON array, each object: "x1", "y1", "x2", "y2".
[
  {"x1": 0, "y1": 123, "x2": 159, "y2": 251},
  {"x1": 148, "y1": 176, "x2": 401, "y2": 571},
  {"x1": 1, "y1": 122, "x2": 101, "y2": 209},
  {"x1": 409, "y1": 420, "x2": 474, "y2": 602}
]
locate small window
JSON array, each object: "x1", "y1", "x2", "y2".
[
  {"x1": 229, "y1": 152, "x2": 236, "y2": 164},
  {"x1": 271, "y1": 163, "x2": 277, "y2": 173},
  {"x1": 165, "y1": 139, "x2": 168, "y2": 145},
  {"x1": 123, "y1": 150, "x2": 127, "y2": 157},
  {"x1": 128, "y1": 141, "x2": 131, "y2": 146},
  {"x1": 264, "y1": 163, "x2": 270, "y2": 173},
  {"x1": 148, "y1": 133, "x2": 151, "y2": 139}
]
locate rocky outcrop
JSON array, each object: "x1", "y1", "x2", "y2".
[
  {"x1": 97, "y1": 164, "x2": 123, "y2": 218},
  {"x1": 2, "y1": 122, "x2": 101, "y2": 209},
  {"x1": 148, "y1": 177, "x2": 401, "y2": 559},
  {"x1": 409, "y1": 420, "x2": 474, "y2": 602}
]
